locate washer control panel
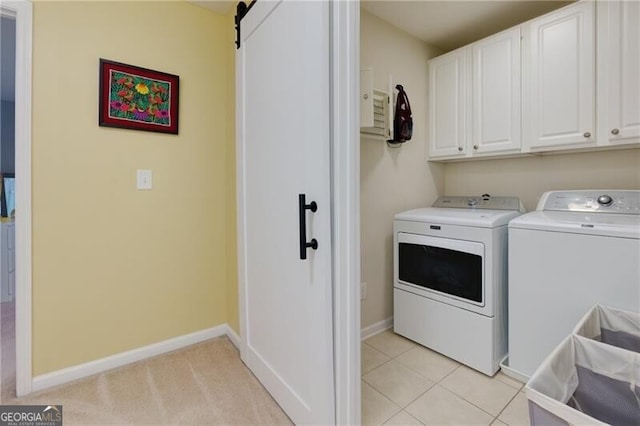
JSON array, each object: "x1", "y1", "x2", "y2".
[
  {"x1": 539, "y1": 190, "x2": 640, "y2": 214},
  {"x1": 433, "y1": 194, "x2": 524, "y2": 211}
]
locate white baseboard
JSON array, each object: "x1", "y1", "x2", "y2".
[
  {"x1": 32, "y1": 320, "x2": 383, "y2": 394},
  {"x1": 361, "y1": 317, "x2": 393, "y2": 341},
  {"x1": 32, "y1": 324, "x2": 230, "y2": 393},
  {"x1": 225, "y1": 325, "x2": 241, "y2": 349}
]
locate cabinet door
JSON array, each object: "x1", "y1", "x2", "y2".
[
  {"x1": 525, "y1": 1, "x2": 595, "y2": 149},
  {"x1": 605, "y1": 1, "x2": 640, "y2": 144},
  {"x1": 471, "y1": 27, "x2": 521, "y2": 154},
  {"x1": 428, "y1": 49, "x2": 467, "y2": 158}
]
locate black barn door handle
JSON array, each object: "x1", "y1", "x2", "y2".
[{"x1": 299, "y1": 194, "x2": 318, "y2": 260}]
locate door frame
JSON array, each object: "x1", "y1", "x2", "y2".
[
  {"x1": 235, "y1": 1, "x2": 360, "y2": 423},
  {"x1": 1, "y1": 0, "x2": 33, "y2": 397},
  {"x1": 329, "y1": 1, "x2": 360, "y2": 423}
]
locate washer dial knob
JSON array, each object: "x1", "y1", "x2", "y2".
[{"x1": 597, "y1": 194, "x2": 614, "y2": 207}]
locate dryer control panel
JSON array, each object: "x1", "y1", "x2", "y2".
[
  {"x1": 433, "y1": 195, "x2": 524, "y2": 212},
  {"x1": 538, "y1": 190, "x2": 640, "y2": 214}
]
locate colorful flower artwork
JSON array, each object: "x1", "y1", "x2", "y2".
[{"x1": 99, "y1": 59, "x2": 179, "y2": 134}]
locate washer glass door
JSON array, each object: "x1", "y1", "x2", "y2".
[{"x1": 397, "y1": 232, "x2": 484, "y2": 306}]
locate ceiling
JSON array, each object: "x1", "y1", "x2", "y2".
[
  {"x1": 361, "y1": 0, "x2": 572, "y2": 52},
  {"x1": 193, "y1": 1, "x2": 572, "y2": 52},
  {"x1": 1, "y1": 1, "x2": 574, "y2": 103}
]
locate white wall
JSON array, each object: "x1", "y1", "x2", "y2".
[
  {"x1": 445, "y1": 149, "x2": 640, "y2": 211},
  {"x1": 360, "y1": 10, "x2": 444, "y2": 329}
]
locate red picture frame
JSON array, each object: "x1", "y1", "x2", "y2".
[{"x1": 99, "y1": 59, "x2": 179, "y2": 134}]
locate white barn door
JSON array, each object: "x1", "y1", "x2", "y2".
[{"x1": 236, "y1": 1, "x2": 336, "y2": 423}]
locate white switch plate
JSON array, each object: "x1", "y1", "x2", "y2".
[
  {"x1": 136, "y1": 169, "x2": 152, "y2": 190},
  {"x1": 360, "y1": 282, "x2": 367, "y2": 300}
]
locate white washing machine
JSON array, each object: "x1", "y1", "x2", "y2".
[
  {"x1": 393, "y1": 195, "x2": 524, "y2": 376},
  {"x1": 504, "y1": 190, "x2": 640, "y2": 381}
]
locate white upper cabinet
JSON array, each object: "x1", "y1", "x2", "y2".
[
  {"x1": 597, "y1": 1, "x2": 640, "y2": 146},
  {"x1": 428, "y1": 48, "x2": 467, "y2": 158},
  {"x1": 428, "y1": 28, "x2": 521, "y2": 160},
  {"x1": 428, "y1": 49, "x2": 469, "y2": 158},
  {"x1": 471, "y1": 27, "x2": 521, "y2": 155},
  {"x1": 427, "y1": 0, "x2": 638, "y2": 162},
  {"x1": 523, "y1": 1, "x2": 595, "y2": 150}
]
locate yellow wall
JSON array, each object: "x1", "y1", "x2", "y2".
[
  {"x1": 225, "y1": 8, "x2": 239, "y2": 334},
  {"x1": 32, "y1": 1, "x2": 236, "y2": 375}
]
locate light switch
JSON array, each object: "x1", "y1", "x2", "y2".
[{"x1": 136, "y1": 169, "x2": 152, "y2": 190}]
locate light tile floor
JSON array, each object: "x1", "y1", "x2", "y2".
[{"x1": 362, "y1": 330, "x2": 530, "y2": 426}]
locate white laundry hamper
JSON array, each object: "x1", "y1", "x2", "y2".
[
  {"x1": 525, "y1": 334, "x2": 640, "y2": 425},
  {"x1": 572, "y1": 304, "x2": 640, "y2": 353}
]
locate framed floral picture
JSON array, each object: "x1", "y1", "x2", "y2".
[{"x1": 99, "y1": 59, "x2": 179, "y2": 134}]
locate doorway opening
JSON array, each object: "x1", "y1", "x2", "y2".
[
  {"x1": 1, "y1": 0, "x2": 32, "y2": 400},
  {"x1": 0, "y1": 11, "x2": 17, "y2": 402}
]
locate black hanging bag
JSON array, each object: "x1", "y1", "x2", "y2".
[{"x1": 390, "y1": 84, "x2": 413, "y2": 143}]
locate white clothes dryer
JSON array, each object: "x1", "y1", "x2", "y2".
[
  {"x1": 394, "y1": 195, "x2": 524, "y2": 376},
  {"x1": 504, "y1": 190, "x2": 640, "y2": 381}
]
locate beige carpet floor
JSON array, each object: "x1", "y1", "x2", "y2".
[
  {"x1": 4, "y1": 336, "x2": 293, "y2": 425},
  {"x1": 0, "y1": 300, "x2": 16, "y2": 402}
]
